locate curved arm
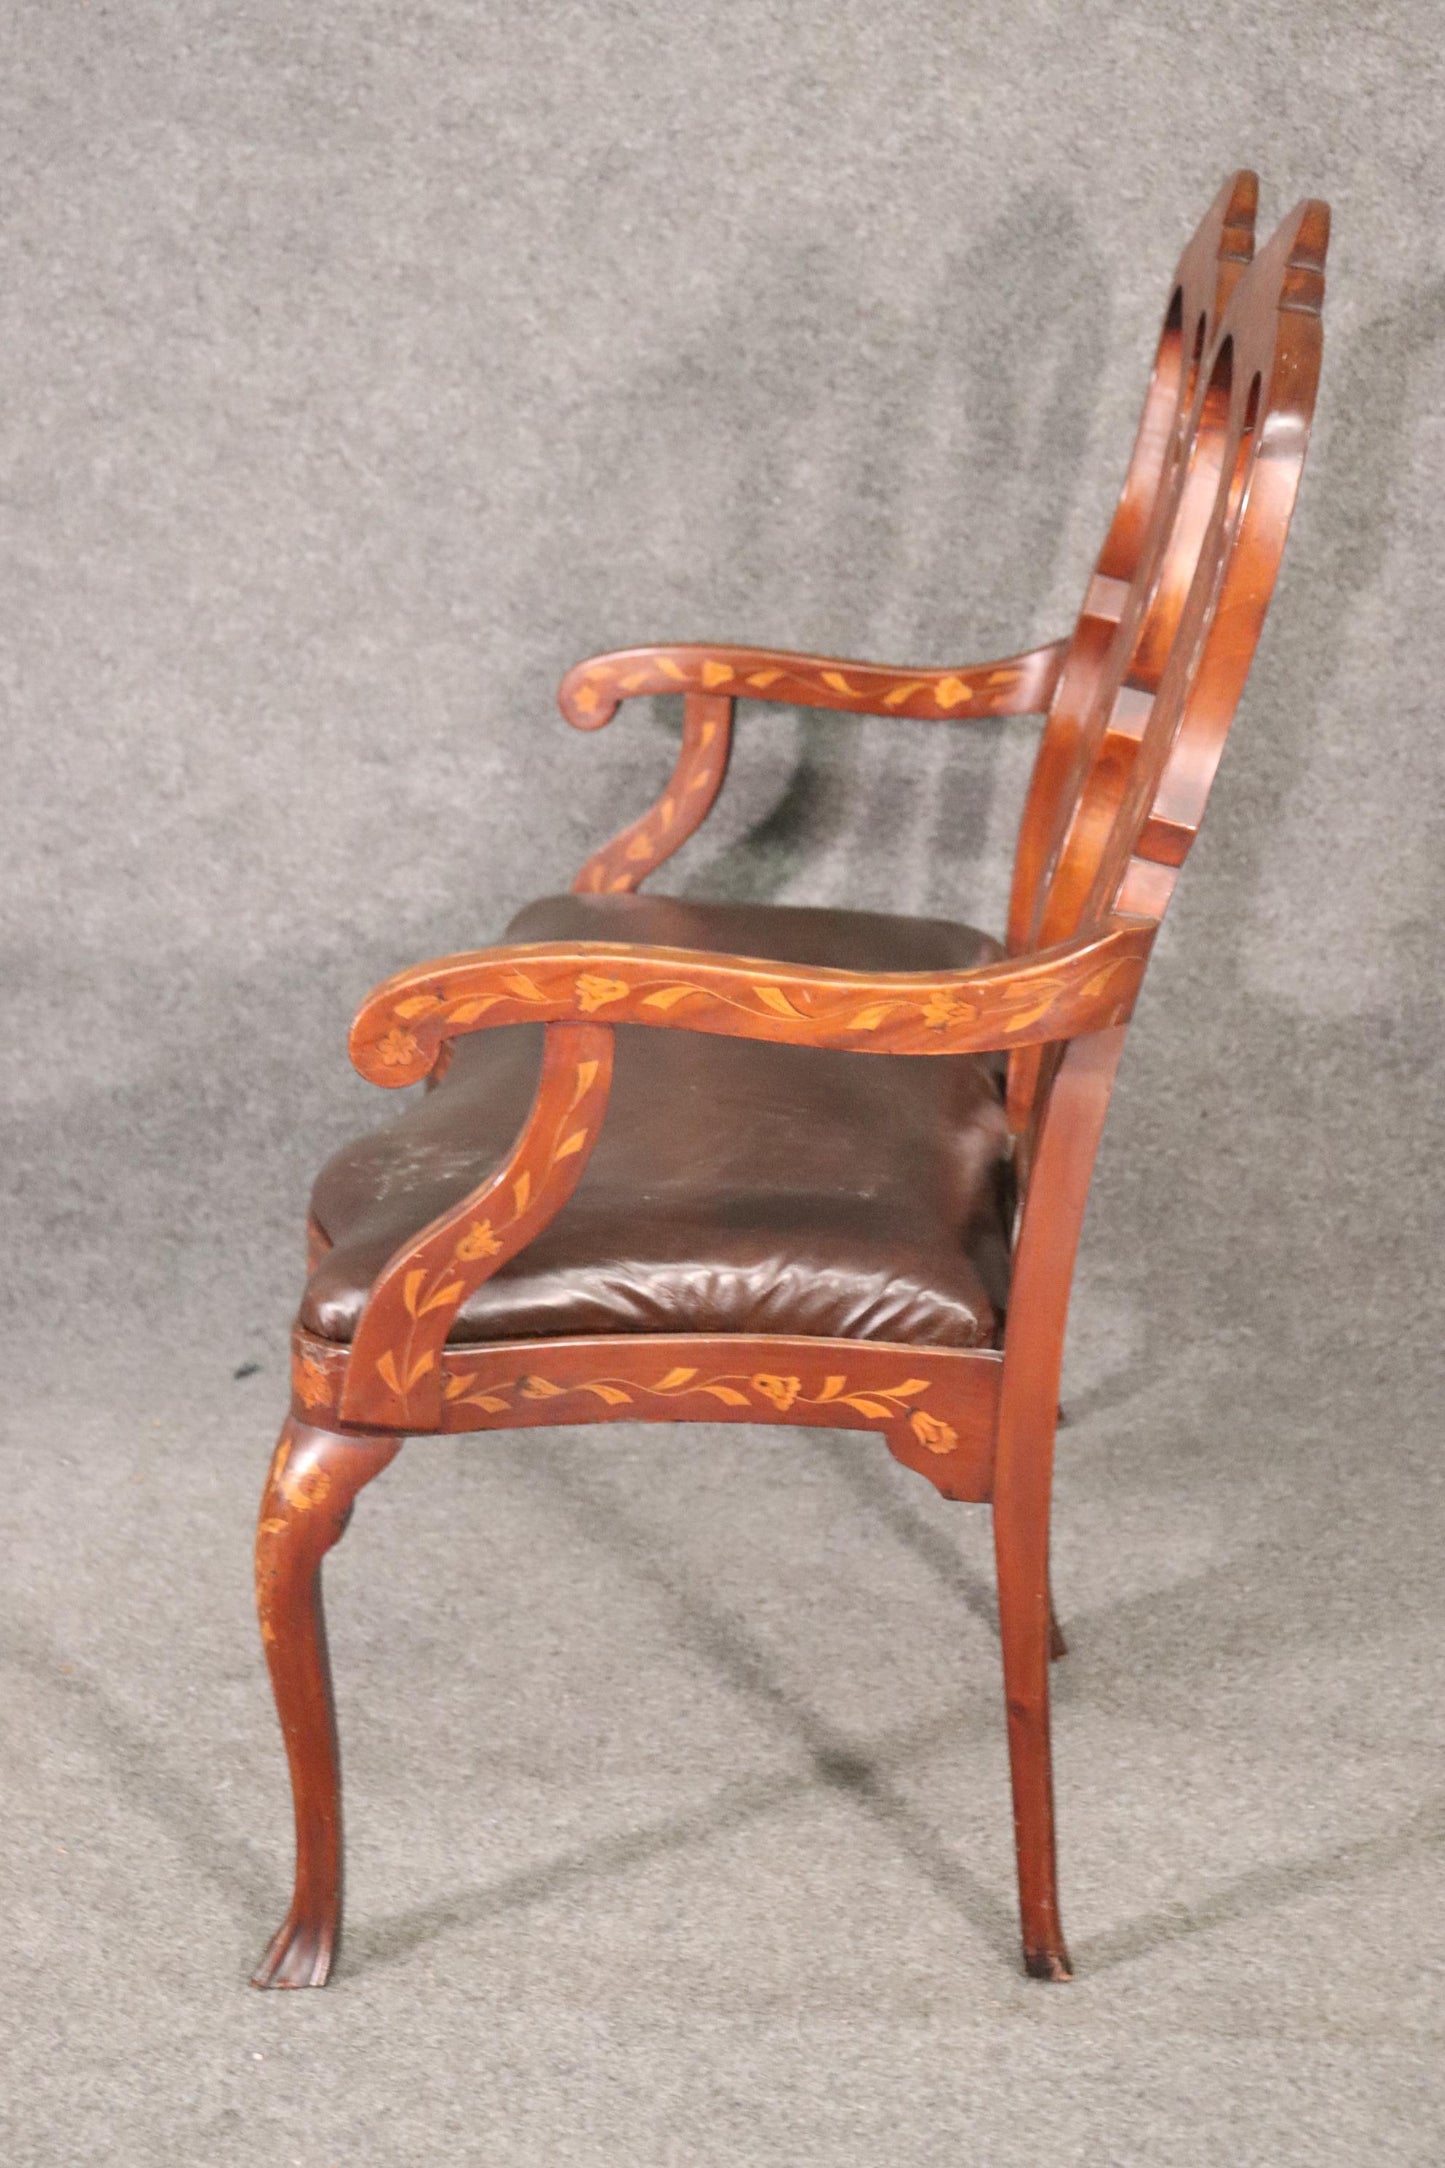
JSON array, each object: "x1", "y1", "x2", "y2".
[
  {"x1": 558, "y1": 639, "x2": 1067, "y2": 731},
  {"x1": 350, "y1": 918, "x2": 1154, "y2": 1086},
  {"x1": 560, "y1": 640, "x2": 1065, "y2": 895}
]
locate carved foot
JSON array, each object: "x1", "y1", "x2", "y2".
[
  {"x1": 1023, "y1": 1940, "x2": 1074, "y2": 1982},
  {"x1": 251, "y1": 1906, "x2": 335, "y2": 1991}
]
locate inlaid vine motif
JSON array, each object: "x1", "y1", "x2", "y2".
[
  {"x1": 350, "y1": 918, "x2": 1154, "y2": 1088},
  {"x1": 441, "y1": 1363, "x2": 958, "y2": 1452},
  {"x1": 558, "y1": 642, "x2": 1065, "y2": 732},
  {"x1": 293, "y1": 1329, "x2": 971, "y2": 1462}
]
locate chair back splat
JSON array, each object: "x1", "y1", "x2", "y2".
[{"x1": 250, "y1": 180, "x2": 1329, "y2": 1991}]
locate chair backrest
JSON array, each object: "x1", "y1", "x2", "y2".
[
  {"x1": 1050, "y1": 194, "x2": 1327, "y2": 937},
  {"x1": 1075, "y1": 198, "x2": 1327, "y2": 930},
  {"x1": 1005, "y1": 187, "x2": 1327, "y2": 1148},
  {"x1": 996, "y1": 194, "x2": 1327, "y2": 1472},
  {"x1": 1007, "y1": 170, "x2": 1259, "y2": 961}
]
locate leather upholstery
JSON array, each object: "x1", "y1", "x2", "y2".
[{"x1": 303, "y1": 893, "x2": 1015, "y2": 1350}]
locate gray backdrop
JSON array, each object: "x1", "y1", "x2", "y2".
[{"x1": 3, "y1": 5, "x2": 1442, "y2": 2164}]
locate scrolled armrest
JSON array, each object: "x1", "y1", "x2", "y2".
[
  {"x1": 559, "y1": 639, "x2": 1065, "y2": 896},
  {"x1": 350, "y1": 917, "x2": 1155, "y2": 1085},
  {"x1": 558, "y1": 639, "x2": 1066, "y2": 731}
]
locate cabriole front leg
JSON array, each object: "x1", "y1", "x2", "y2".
[{"x1": 251, "y1": 1416, "x2": 402, "y2": 1989}]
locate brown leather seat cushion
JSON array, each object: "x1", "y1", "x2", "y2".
[{"x1": 303, "y1": 893, "x2": 1015, "y2": 1350}]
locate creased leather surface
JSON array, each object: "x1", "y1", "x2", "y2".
[{"x1": 303, "y1": 894, "x2": 1014, "y2": 1349}]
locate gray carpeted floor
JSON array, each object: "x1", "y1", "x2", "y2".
[
  {"x1": 5, "y1": 1, "x2": 1444, "y2": 2160},
  {"x1": 5, "y1": 1320, "x2": 1442, "y2": 2164}
]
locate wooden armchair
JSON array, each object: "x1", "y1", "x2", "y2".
[{"x1": 253, "y1": 174, "x2": 1328, "y2": 1988}]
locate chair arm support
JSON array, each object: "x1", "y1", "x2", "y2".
[
  {"x1": 338, "y1": 915, "x2": 1153, "y2": 1429},
  {"x1": 558, "y1": 639, "x2": 1068, "y2": 730},
  {"x1": 350, "y1": 917, "x2": 1155, "y2": 1085},
  {"x1": 572, "y1": 688, "x2": 734, "y2": 895},
  {"x1": 341, "y1": 1019, "x2": 614, "y2": 1430}
]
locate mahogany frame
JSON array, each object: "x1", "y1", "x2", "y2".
[{"x1": 252, "y1": 175, "x2": 1328, "y2": 1990}]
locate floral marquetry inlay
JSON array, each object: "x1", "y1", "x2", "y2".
[
  {"x1": 560, "y1": 641, "x2": 1064, "y2": 897},
  {"x1": 558, "y1": 640, "x2": 1066, "y2": 733},
  {"x1": 349, "y1": 917, "x2": 1154, "y2": 1090},
  {"x1": 289, "y1": 1324, "x2": 998, "y2": 1494},
  {"x1": 440, "y1": 1364, "x2": 945, "y2": 1429}
]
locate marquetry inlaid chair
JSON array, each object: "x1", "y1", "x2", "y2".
[{"x1": 252, "y1": 174, "x2": 1328, "y2": 1987}]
